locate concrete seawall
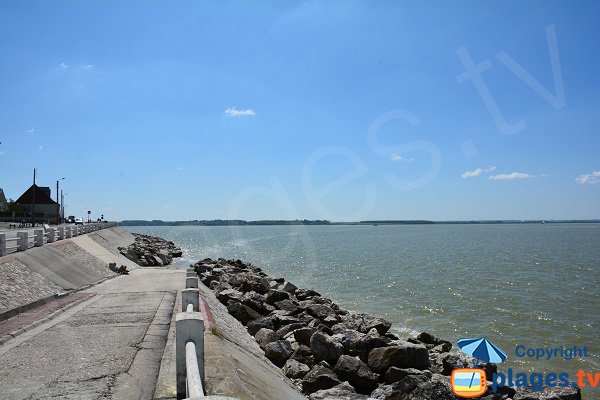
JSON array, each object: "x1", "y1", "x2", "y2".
[{"x1": 0, "y1": 226, "x2": 140, "y2": 317}]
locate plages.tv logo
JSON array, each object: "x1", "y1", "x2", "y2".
[{"x1": 451, "y1": 337, "x2": 508, "y2": 398}]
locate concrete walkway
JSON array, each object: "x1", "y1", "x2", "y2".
[{"x1": 0, "y1": 267, "x2": 185, "y2": 400}]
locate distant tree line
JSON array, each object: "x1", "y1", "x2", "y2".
[{"x1": 119, "y1": 219, "x2": 332, "y2": 226}]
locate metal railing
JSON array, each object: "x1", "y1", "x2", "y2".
[
  {"x1": 176, "y1": 273, "x2": 205, "y2": 398},
  {"x1": 0, "y1": 222, "x2": 118, "y2": 257}
]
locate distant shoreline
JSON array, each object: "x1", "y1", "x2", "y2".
[{"x1": 119, "y1": 219, "x2": 600, "y2": 226}]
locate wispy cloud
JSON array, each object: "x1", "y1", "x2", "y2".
[
  {"x1": 486, "y1": 166, "x2": 497, "y2": 172},
  {"x1": 59, "y1": 62, "x2": 69, "y2": 69},
  {"x1": 225, "y1": 107, "x2": 256, "y2": 117},
  {"x1": 27, "y1": 127, "x2": 35, "y2": 134},
  {"x1": 391, "y1": 154, "x2": 414, "y2": 162},
  {"x1": 575, "y1": 171, "x2": 600, "y2": 185},
  {"x1": 82, "y1": 64, "x2": 95, "y2": 69},
  {"x1": 462, "y1": 168, "x2": 483, "y2": 178},
  {"x1": 488, "y1": 172, "x2": 533, "y2": 180}
]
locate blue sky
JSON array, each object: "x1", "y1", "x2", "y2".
[{"x1": 1, "y1": 0, "x2": 599, "y2": 221}]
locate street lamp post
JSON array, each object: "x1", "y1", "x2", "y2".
[
  {"x1": 61, "y1": 192, "x2": 68, "y2": 222},
  {"x1": 56, "y1": 177, "x2": 65, "y2": 225}
]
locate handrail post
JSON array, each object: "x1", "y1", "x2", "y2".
[
  {"x1": 17, "y1": 232, "x2": 28, "y2": 251},
  {"x1": 65, "y1": 226, "x2": 72, "y2": 239},
  {"x1": 181, "y1": 288, "x2": 200, "y2": 312},
  {"x1": 57, "y1": 226, "x2": 64, "y2": 240},
  {"x1": 34, "y1": 229, "x2": 44, "y2": 247},
  {"x1": 186, "y1": 277, "x2": 199, "y2": 289},
  {"x1": 0, "y1": 234, "x2": 6, "y2": 256},
  {"x1": 176, "y1": 310, "x2": 204, "y2": 397},
  {"x1": 47, "y1": 228, "x2": 55, "y2": 243}
]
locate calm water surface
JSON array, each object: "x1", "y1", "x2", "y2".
[{"x1": 126, "y1": 223, "x2": 599, "y2": 392}]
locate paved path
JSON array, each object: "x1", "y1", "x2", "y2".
[{"x1": 0, "y1": 267, "x2": 184, "y2": 400}]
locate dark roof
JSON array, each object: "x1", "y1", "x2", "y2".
[{"x1": 15, "y1": 184, "x2": 57, "y2": 205}]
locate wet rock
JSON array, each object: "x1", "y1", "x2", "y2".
[
  {"x1": 416, "y1": 331, "x2": 452, "y2": 350},
  {"x1": 353, "y1": 328, "x2": 391, "y2": 361},
  {"x1": 284, "y1": 359, "x2": 310, "y2": 379},
  {"x1": 240, "y1": 291, "x2": 272, "y2": 315},
  {"x1": 333, "y1": 355, "x2": 379, "y2": 394},
  {"x1": 281, "y1": 281, "x2": 298, "y2": 293},
  {"x1": 310, "y1": 331, "x2": 344, "y2": 365},
  {"x1": 302, "y1": 365, "x2": 342, "y2": 394},
  {"x1": 276, "y1": 323, "x2": 307, "y2": 339},
  {"x1": 433, "y1": 352, "x2": 470, "y2": 375},
  {"x1": 368, "y1": 342, "x2": 430, "y2": 373},
  {"x1": 264, "y1": 340, "x2": 293, "y2": 367}
]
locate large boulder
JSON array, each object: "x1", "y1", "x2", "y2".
[
  {"x1": 333, "y1": 355, "x2": 379, "y2": 394},
  {"x1": 226, "y1": 300, "x2": 262, "y2": 325},
  {"x1": 264, "y1": 340, "x2": 293, "y2": 367},
  {"x1": 295, "y1": 288, "x2": 321, "y2": 300},
  {"x1": 283, "y1": 359, "x2": 310, "y2": 379},
  {"x1": 368, "y1": 342, "x2": 430, "y2": 373},
  {"x1": 385, "y1": 367, "x2": 432, "y2": 384},
  {"x1": 265, "y1": 289, "x2": 291, "y2": 304},
  {"x1": 415, "y1": 331, "x2": 452, "y2": 350},
  {"x1": 216, "y1": 288, "x2": 243, "y2": 304},
  {"x1": 306, "y1": 304, "x2": 337, "y2": 320},
  {"x1": 254, "y1": 328, "x2": 277, "y2": 349},
  {"x1": 341, "y1": 313, "x2": 392, "y2": 335},
  {"x1": 309, "y1": 382, "x2": 369, "y2": 400},
  {"x1": 310, "y1": 331, "x2": 344, "y2": 365},
  {"x1": 291, "y1": 344, "x2": 317, "y2": 367},
  {"x1": 406, "y1": 374, "x2": 457, "y2": 400},
  {"x1": 512, "y1": 386, "x2": 581, "y2": 400},
  {"x1": 247, "y1": 316, "x2": 276, "y2": 335},
  {"x1": 302, "y1": 365, "x2": 342, "y2": 394}
]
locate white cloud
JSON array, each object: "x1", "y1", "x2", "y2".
[
  {"x1": 462, "y1": 168, "x2": 483, "y2": 178},
  {"x1": 82, "y1": 64, "x2": 95, "y2": 69},
  {"x1": 575, "y1": 171, "x2": 600, "y2": 185},
  {"x1": 59, "y1": 62, "x2": 69, "y2": 69},
  {"x1": 488, "y1": 172, "x2": 533, "y2": 180},
  {"x1": 391, "y1": 154, "x2": 414, "y2": 162},
  {"x1": 486, "y1": 166, "x2": 497, "y2": 172},
  {"x1": 27, "y1": 127, "x2": 35, "y2": 133},
  {"x1": 225, "y1": 107, "x2": 256, "y2": 117}
]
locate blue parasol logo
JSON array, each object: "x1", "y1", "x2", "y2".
[{"x1": 458, "y1": 337, "x2": 508, "y2": 364}]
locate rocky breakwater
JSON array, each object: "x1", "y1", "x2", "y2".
[
  {"x1": 194, "y1": 258, "x2": 581, "y2": 400},
  {"x1": 119, "y1": 233, "x2": 183, "y2": 266}
]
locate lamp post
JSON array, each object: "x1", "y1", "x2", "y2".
[
  {"x1": 56, "y1": 178, "x2": 65, "y2": 225},
  {"x1": 61, "y1": 192, "x2": 68, "y2": 223}
]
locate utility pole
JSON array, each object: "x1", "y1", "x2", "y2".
[{"x1": 32, "y1": 168, "x2": 36, "y2": 227}]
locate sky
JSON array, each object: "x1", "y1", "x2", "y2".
[{"x1": 1, "y1": 0, "x2": 599, "y2": 222}]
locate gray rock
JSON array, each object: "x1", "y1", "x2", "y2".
[
  {"x1": 274, "y1": 299, "x2": 300, "y2": 314},
  {"x1": 309, "y1": 382, "x2": 369, "y2": 400},
  {"x1": 247, "y1": 316, "x2": 276, "y2": 335},
  {"x1": 310, "y1": 331, "x2": 345, "y2": 365},
  {"x1": 283, "y1": 359, "x2": 310, "y2": 379},
  {"x1": 307, "y1": 304, "x2": 337, "y2": 320},
  {"x1": 333, "y1": 355, "x2": 379, "y2": 394},
  {"x1": 434, "y1": 352, "x2": 470, "y2": 375},
  {"x1": 341, "y1": 313, "x2": 392, "y2": 335},
  {"x1": 296, "y1": 288, "x2": 321, "y2": 300},
  {"x1": 216, "y1": 288, "x2": 243, "y2": 305},
  {"x1": 385, "y1": 367, "x2": 432, "y2": 384},
  {"x1": 302, "y1": 365, "x2": 342, "y2": 394},
  {"x1": 513, "y1": 385, "x2": 581, "y2": 400},
  {"x1": 294, "y1": 327, "x2": 314, "y2": 345},
  {"x1": 281, "y1": 281, "x2": 298, "y2": 293},
  {"x1": 406, "y1": 374, "x2": 457, "y2": 400},
  {"x1": 254, "y1": 328, "x2": 278, "y2": 349},
  {"x1": 291, "y1": 344, "x2": 317, "y2": 367},
  {"x1": 266, "y1": 289, "x2": 291, "y2": 304},
  {"x1": 276, "y1": 322, "x2": 307, "y2": 339},
  {"x1": 264, "y1": 340, "x2": 293, "y2": 367},
  {"x1": 226, "y1": 300, "x2": 262, "y2": 325},
  {"x1": 367, "y1": 342, "x2": 430, "y2": 373}
]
